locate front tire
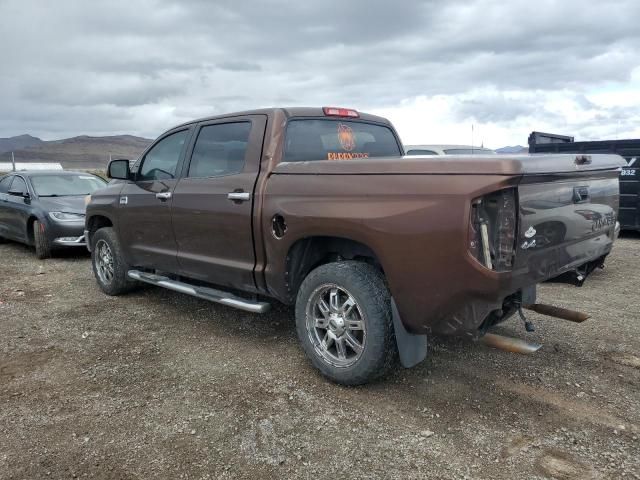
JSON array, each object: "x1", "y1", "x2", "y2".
[
  {"x1": 34, "y1": 220, "x2": 51, "y2": 259},
  {"x1": 295, "y1": 261, "x2": 398, "y2": 385},
  {"x1": 91, "y1": 227, "x2": 136, "y2": 296}
]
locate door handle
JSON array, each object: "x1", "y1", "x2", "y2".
[
  {"x1": 155, "y1": 192, "x2": 172, "y2": 201},
  {"x1": 227, "y1": 192, "x2": 251, "y2": 202}
]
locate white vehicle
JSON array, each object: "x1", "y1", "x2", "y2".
[{"x1": 404, "y1": 144, "x2": 496, "y2": 156}]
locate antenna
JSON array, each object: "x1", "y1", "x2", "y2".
[{"x1": 471, "y1": 124, "x2": 474, "y2": 154}]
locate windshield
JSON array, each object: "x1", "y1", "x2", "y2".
[
  {"x1": 283, "y1": 119, "x2": 402, "y2": 162},
  {"x1": 31, "y1": 174, "x2": 107, "y2": 197},
  {"x1": 443, "y1": 148, "x2": 495, "y2": 155}
]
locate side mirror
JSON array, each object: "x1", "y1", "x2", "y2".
[{"x1": 108, "y1": 159, "x2": 131, "y2": 180}]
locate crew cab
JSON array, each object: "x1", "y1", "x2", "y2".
[{"x1": 85, "y1": 107, "x2": 624, "y2": 385}]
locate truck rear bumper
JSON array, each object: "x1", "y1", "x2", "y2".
[{"x1": 397, "y1": 232, "x2": 613, "y2": 339}]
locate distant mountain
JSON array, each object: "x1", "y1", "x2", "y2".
[
  {"x1": 496, "y1": 145, "x2": 528, "y2": 154},
  {"x1": 0, "y1": 134, "x2": 44, "y2": 154},
  {"x1": 0, "y1": 134, "x2": 153, "y2": 170}
]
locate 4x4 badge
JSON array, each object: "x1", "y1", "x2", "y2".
[
  {"x1": 524, "y1": 226, "x2": 536, "y2": 238},
  {"x1": 119, "y1": 196, "x2": 128, "y2": 205}
]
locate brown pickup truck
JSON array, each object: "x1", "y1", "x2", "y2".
[{"x1": 85, "y1": 107, "x2": 624, "y2": 385}]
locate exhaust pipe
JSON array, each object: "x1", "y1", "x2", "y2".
[
  {"x1": 523, "y1": 303, "x2": 590, "y2": 323},
  {"x1": 480, "y1": 333, "x2": 542, "y2": 354}
]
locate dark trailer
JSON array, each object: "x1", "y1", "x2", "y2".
[{"x1": 529, "y1": 132, "x2": 640, "y2": 231}]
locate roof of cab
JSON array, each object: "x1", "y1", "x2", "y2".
[{"x1": 172, "y1": 107, "x2": 392, "y2": 131}]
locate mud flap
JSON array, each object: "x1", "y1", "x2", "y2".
[{"x1": 391, "y1": 298, "x2": 428, "y2": 368}]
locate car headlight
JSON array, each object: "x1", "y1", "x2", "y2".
[{"x1": 49, "y1": 212, "x2": 85, "y2": 222}]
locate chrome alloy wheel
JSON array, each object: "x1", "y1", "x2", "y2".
[
  {"x1": 306, "y1": 284, "x2": 366, "y2": 367},
  {"x1": 95, "y1": 239, "x2": 114, "y2": 284}
]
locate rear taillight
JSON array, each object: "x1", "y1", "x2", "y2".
[{"x1": 468, "y1": 188, "x2": 517, "y2": 272}]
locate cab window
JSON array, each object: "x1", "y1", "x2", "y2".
[
  {"x1": 283, "y1": 119, "x2": 401, "y2": 162},
  {"x1": 138, "y1": 130, "x2": 189, "y2": 181},
  {"x1": 188, "y1": 122, "x2": 251, "y2": 177}
]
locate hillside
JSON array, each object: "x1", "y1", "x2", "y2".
[
  {"x1": 0, "y1": 134, "x2": 152, "y2": 170},
  {"x1": 0, "y1": 134, "x2": 44, "y2": 154},
  {"x1": 495, "y1": 145, "x2": 528, "y2": 154}
]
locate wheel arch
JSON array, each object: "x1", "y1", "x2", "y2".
[
  {"x1": 25, "y1": 215, "x2": 40, "y2": 245},
  {"x1": 284, "y1": 235, "x2": 384, "y2": 302}
]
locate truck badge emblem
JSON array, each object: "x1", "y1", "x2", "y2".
[
  {"x1": 337, "y1": 123, "x2": 356, "y2": 151},
  {"x1": 524, "y1": 226, "x2": 536, "y2": 238},
  {"x1": 119, "y1": 196, "x2": 128, "y2": 205}
]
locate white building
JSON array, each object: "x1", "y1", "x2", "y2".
[{"x1": 0, "y1": 162, "x2": 63, "y2": 172}]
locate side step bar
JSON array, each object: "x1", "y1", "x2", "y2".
[{"x1": 127, "y1": 270, "x2": 271, "y2": 314}]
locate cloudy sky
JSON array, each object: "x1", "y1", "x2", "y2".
[{"x1": 1, "y1": 0, "x2": 639, "y2": 147}]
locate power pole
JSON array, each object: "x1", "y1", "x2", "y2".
[{"x1": 11, "y1": 151, "x2": 16, "y2": 171}]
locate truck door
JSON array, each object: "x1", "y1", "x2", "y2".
[
  {"x1": 171, "y1": 115, "x2": 267, "y2": 292},
  {"x1": 117, "y1": 128, "x2": 192, "y2": 272}
]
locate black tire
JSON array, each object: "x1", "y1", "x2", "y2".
[
  {"x1": 295, "y1": 261, "x2": 398, "y2": 386},
  {"x1": 34, "y1": 220, "x2": 51, "y2": 259},
  {"x1": 91, "y1": 227, "x2": 136, "y2": 296}
]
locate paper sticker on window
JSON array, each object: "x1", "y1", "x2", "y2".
[
  {"x1": 337, "y1": 123, "x2": 356, "y2": 151},
  {"x1": 327, "y1": 152, "x2": 370, "y2": 160}
]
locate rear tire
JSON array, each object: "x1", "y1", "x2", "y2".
[
  {"x1": 34, "y1": 220, "x2": 51, "y2": 259},
  {"x1": 91, "y1": 227, "x2": 136, "y2": 296},
  {"x1": 295, "y1": 261, "x2": 398, "y2": 386}
]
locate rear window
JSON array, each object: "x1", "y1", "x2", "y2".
[{"x1": 283, "y1": 119, "x2": 401, "y2": 162}]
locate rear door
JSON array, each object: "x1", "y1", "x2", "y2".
[
  {"x1": 0, "y1": 175, "x2": 14, "y2": 238},
  {"x1": 171, "y1": 115, "x2": 267, "y2": 292},
  {"x1": 117, "y1": 127, "x2": 192, "y2": 272},
  {"x1": 5, "y1": 175, "x2": 31, "y2": 241}
]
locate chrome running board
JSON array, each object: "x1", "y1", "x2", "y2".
[{"x1": 127, "y1": 270, "x2": 271, "y2": 314}]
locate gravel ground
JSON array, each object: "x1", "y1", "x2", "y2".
[{"x1": 1, "y1": 235, "x2": 639, "y2": 479}]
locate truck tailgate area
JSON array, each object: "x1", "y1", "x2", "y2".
[{"x1": 514, "y1": 174, "x2": 619, "y2": 281}]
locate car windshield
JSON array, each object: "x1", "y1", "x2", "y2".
[
  {"x1": 31, "y1": 174, "x2": 107, "y2": 197},
  {"x1": 443, "y1": 148, "x2": 495, "y2": 155}
]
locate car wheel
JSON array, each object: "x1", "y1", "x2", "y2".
[
  {"x1": 91, "y1": 227, "x2": 136, "y2": 296},
  {"x1": 33, "y1": 220, "x2": 51, "y2": 259},
  {"x1": 295, "y1": 261, "x2": 398, "y2": 385}
]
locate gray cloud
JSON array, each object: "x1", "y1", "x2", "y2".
[{"x1": 1, "y1": 0, "x2": 639, "y2": 142}]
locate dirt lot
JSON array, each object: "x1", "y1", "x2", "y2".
[{"x1": 1, "y1": 236, "x2": 639, "y2": 480}]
